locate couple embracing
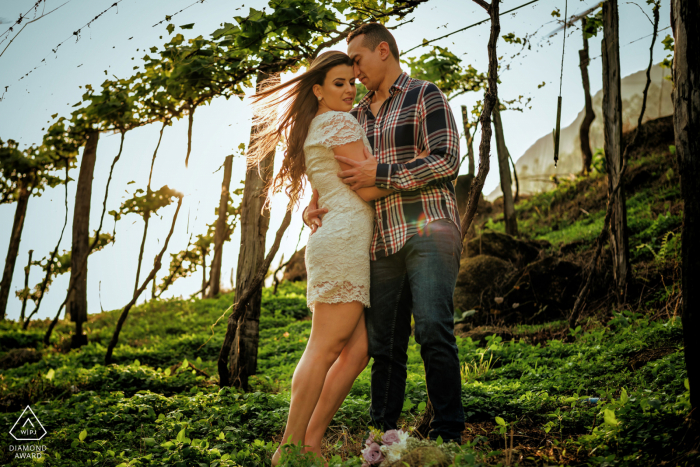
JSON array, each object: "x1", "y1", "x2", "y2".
[{"x1": 247, "y1": 22, "x2": 465, "y2": 466}]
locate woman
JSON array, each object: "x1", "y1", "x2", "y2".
[{"x1": 246, "y1": 51, "x2": 426, "y2": 466}]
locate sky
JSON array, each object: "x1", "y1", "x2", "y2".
[{"x1": 0, "y1": 0, "x2": 671, "y2": 322}]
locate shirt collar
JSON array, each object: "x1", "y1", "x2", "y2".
[{"x1": 357, "y1": 71, "x2": 411, "y2": 111}]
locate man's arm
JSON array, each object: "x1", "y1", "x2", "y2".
[
  {"x1": 334, "y1": 141, "x2": 394, "y2": 202},
  {"x1": 375, "y1": 83, "x2": 461, "y2": 191}
]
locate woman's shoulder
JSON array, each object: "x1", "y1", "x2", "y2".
[
  {"x1": 306, "y1": 111, "x2": 363, "y2": 148},
  {"x1": 313, "y1": 110, "x2": 359, "y2": 125}
]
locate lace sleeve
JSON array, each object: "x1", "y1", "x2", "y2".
[{"x1": 316, "y1": 112, "x2": 365, "y2": 148}]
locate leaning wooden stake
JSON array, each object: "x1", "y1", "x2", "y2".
[
  {"x1": 569, "y1": 1, "x2": 659, "y2": 328},
  {"x1": 134, "y1": 121, "x2": 167, "y2": 297},
  {"x1": 218, "y1": 198, "x2": 294, "y2": 387},
  {"x1": 23, "y1": 164, "x2": 70, "y2": 329},
  {"x1": 19, "y1": 249, "x2": 33, "y2": 323},
  {"x1": 105, "y1": 196, "x2": 183, "y2": 365},
  {"x1": 459, "y1": 0, "x2": 500, "y2": 245}
]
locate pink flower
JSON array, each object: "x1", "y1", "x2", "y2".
[
  {"x1": 362, "y1": 442, "x2": 385, "y2": 464},
  {"x1": 381, "y1": 429, "x2": 401, "y2": 446},
  {"x1": 365, "y1": 432, "x2": 375, "y2": 446}
]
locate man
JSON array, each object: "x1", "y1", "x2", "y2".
[{"x1": 302, "y1": 22, "x2": 465, "y2": 444}]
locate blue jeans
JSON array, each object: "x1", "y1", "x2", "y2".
[{"x1": 365, "y1": 218, "x2": 464, "y2": 443}]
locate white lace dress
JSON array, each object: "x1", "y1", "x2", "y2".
[{"x1": 303, "y1": 111, "x2": 376, "y2": 312}]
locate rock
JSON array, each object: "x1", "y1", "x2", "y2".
[
  {"x1": 454, "y1": 255, "x2": 514, "y2": 313},
  {"x1": 389, "y1": 446, "x2": 451, "y2": 467},
  {"x1": 502, "y1": 256, "x2": 582, "y2": 321},
  {"x1": 453, "y1": 322, "x2": 473, "y2": 336},
  {"x1": 282, "y1": 246, "x2": 307, "y2": 282},
  {"x1": 466, "y1": 231, "x2": 548, "y2": 267},
  {"x1": 457, "y1": 254, "x2": 513, "y2": 288}
]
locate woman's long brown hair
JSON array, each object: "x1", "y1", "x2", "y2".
[{"x1": 246, "y1": 51, "x2": 355, "y2": 213}]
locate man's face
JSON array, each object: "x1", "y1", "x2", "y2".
[{"x1": 347, "y1": 35, "x2": 385, "y2": 92}]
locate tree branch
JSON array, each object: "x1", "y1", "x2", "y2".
[{"x1": 459, "y1": 0, "x2": 501, "y2": 245}]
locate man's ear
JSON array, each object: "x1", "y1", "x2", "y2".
[{"x1": 378, "y1": 41, "x2": 391, "y2": 61}]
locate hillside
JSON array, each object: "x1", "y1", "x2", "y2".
[
  {"x1": 0, "y1": 115, "x2": 694, "y2": 466},
  {"x1": 488, "y1": 63, "x2": 673, "y2": 199}
]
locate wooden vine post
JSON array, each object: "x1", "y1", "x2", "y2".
[
  {"x1": 0, "y1": 176, "x2": 31, "y2": 320},
  {"x1": 671, "y1": 0, "x2": 700, "y2": 417},
  {"x1": 459, "y1": 0, "x2": 500, "y2": 245},
  {"x1": 208, "y1": 153, "x2": 234, "y2": 298},
  {"x1": 492, "y1": 101, "x2": 518, "y2": 236},
  {"x1": 218, "y1": 200, "x2": 294, "y2": 387},
  {"x1": 569, "y1": 0, "x2": 659, "y2": 328},
  {"x1": 461, "y1": 106, "x2": 476, "y2": 176},
  {"x1": 66, "y1": 129, "x2": 99, "y2": 348},
  {"x1": 601, "y1": 0, "x2": 630, "y2": 303},
  {"x1": 230, "y1": 71, "x2": 280, "y2": 391}
]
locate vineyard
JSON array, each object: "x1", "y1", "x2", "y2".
[{"x1": 1, "y1": 0, "x2": 699, "y2": 466}]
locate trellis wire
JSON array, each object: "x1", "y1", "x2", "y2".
[{"x1": 0, "y1": 0, "x2": 48, "y2": 45}]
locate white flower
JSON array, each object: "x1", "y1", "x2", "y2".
[
  {"x1": 380, "y1": 430, "x2": 409, "y2": 463},
  {"x1": 494, "y1": 297, "x2": 504, "y2": 304},
  {"x1": 380, "y1": 442, "x2": 403, "y2": 463}
]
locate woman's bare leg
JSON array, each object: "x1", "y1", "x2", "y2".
[
  {"x1": 304, "y1": 312, "x2": 370, "y2": 458},
  {"x1": 271, "y1": 301, "x2": 364, "y2": 466}
]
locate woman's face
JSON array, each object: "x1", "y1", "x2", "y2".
[{"x1": 313, "y1": 64, "x2": 357, "y2": 113}]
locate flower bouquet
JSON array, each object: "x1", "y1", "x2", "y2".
[{"x1": 361, "y1": 428, "x2": 410, "y2": 466}]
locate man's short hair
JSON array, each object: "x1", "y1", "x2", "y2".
[{"x1": 347, "y1": 22, "x2": 400, "y2": 62}]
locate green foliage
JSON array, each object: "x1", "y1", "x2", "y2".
[
  {"x1": 591, "y1": 147, "x2": 606, "y2": 174},
  {"x1": 461, "y1": 346, "x2": 496, "y2": 383},
  {"x1": 353, "y1": 82, "x2": 369, "y2": 105},
  {"x1": 502, "y1": 33, "x2": 524, "y2": 45},
  {"x1": 660, "y1": 34, "x2": 674, "y2": 74},
  {"x1": 0, "y1": 134, "x2": 73, "y2": 204},
  {"x1": 582, "y1": 8, "x2": 604, "y2": 40},
  {"x1": 110, "y1": 185, "x2": 182, "y2": 221}
]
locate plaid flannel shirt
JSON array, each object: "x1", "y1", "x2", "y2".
[{"x1": 350, "y1": 71, "x2": 462, "y2": 261}]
